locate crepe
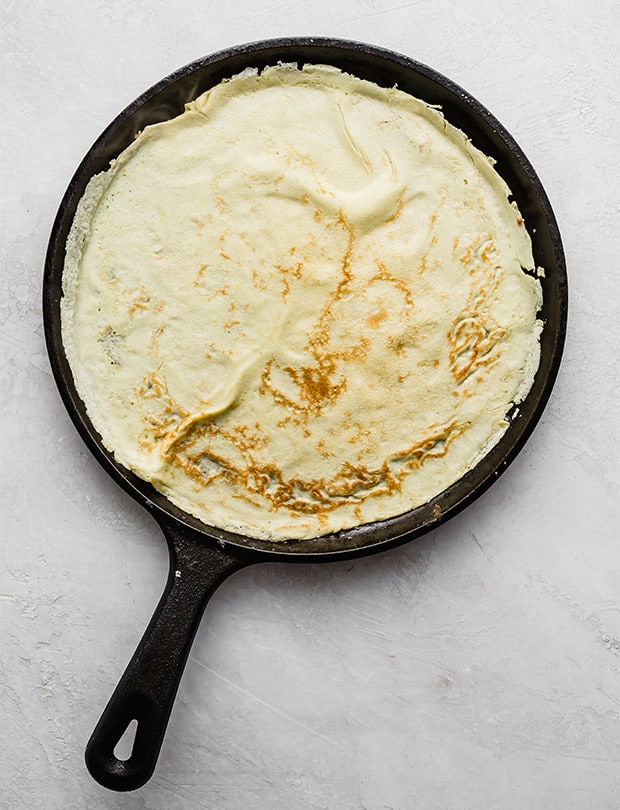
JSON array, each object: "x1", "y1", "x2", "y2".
[{"x1": 62, "y1": 64, "x2": 542, "y2": 540}]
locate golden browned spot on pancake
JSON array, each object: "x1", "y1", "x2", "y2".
[
  {"x1": 458, "y1": 236, "x2": 483, "y2": 266},
  {"x1": 252, "y1": 268, "x2": 268, "y2": 290},
  {"x1": 260, "y1": 357, "x2": 347, "y2": 418},
  {"x1": 417, "y1": 357, "x2": 440, "y2": 369},
  {"x1": 282, "y1": 143, "x2": 317, "y2": 170},
  {"x1": 448, "y1": 239, "x2": 506, "y2": 384},
  {"x1": 366, "y1": 306, "x2": 388, "y2": 329},
  {"x1": 385, "y1": 190, "x2": 406, "y2": 223},
  {"x1": 299, "y1": 363, "x2": 342, "y2": 406},
  {"x1": 149, "y1": 324, "x2": 164, "y2": 354},
  {"x1": 275, "y1": 260, "x2": 304, "y2": 298},
  {"x1": 389, "y1": 336, "x2": 408, "y2": 357},
  {"x1": 372, "y1": 261, "x2": 415, "y2": 308},
  {"x1": 128, "y1": 286, "x2": 150, "y2": 317},
  {"x1": 479, "y1": 239, "x2": 496, "y2": 263},
  {"x1": 135, "y1": 371, "x2": 189, "y2": 450},
  {"x1": 193, "y1": 263, "x2": 209, "y2": 286}
]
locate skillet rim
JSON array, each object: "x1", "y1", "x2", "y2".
[{"x1": 43, "y1": 36, "x2": 568, "y2": 561}]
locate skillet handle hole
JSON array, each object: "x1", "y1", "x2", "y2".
[{"x1": 113, "y1": 718, "x2": 138, "y2": 762}]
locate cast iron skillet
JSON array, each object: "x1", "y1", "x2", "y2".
[{"x1": 43, "y1": 38, "x2": 567, "y2": 792}]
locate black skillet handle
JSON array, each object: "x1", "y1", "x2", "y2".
[{"x1": 85, "y1": 522, "x2": 253, "y2": 791}]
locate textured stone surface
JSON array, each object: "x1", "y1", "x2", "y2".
[{"x1": 1, "y1": 1, "x2": 619, "y2": 808}]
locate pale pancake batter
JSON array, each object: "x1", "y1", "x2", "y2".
[{"x1": 62, "y1": 64, "x2": 542, "y2": 540}]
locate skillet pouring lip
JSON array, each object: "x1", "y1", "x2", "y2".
[{"x1": 43, "y1": 37, "x2": 568, "y2": 561}]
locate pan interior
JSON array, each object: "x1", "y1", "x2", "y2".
[{"x1": 44, "y1": 39, "x2": 567, "y2": 559}]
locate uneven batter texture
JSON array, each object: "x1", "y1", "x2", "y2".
[{"x1": 62, "y1": 64, "x2": 542, "y2": 540}]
